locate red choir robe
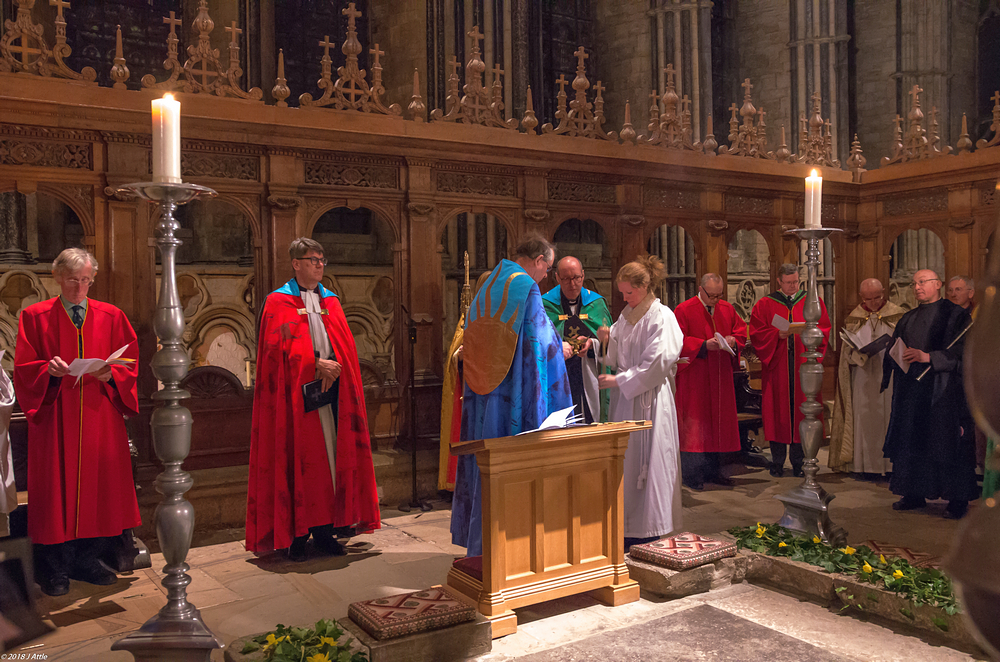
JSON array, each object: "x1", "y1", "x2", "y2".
[
  {"x1": 246, "y1": 280, "x2": 380, "y2": 553},
  {"x1": 14, "y1": 297, "x2": 141, "y2": 545},
  {"x1": 675, "y1": 296, "x2": 747, "y2": 454},
  {"x1": 748, "y1": 291, "x2": 830, "y2": 446}
]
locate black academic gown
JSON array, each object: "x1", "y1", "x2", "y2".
[{"x1": 881, "y1": 298, "x2": 977, "y2": 501}]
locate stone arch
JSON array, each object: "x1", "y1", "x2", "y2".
[
  {"x1": 645, "y1": 222, "x2": 698, "y2": 309},
  {"x1": 307, "y1": 200, "x2": 401, "y2": 244},
  {"x1": 216, "y1": 193, "x2": 262, "y2": 246},
  {"x1": 186, "y1": 306, "x2": 257, "y2": 386},
  {"x1": 547, "y1": 211, "x2": 616, "y2": 240},
  {"x1": 550, "y1": 217, "x2": 613, "y2": 302},
  {"x1": 172, "y1": 197, "x2": 256, "y2": 266},
  {"x1": 36, "y1": 183, "x2": 95, "y2": 238},
  {"x1": 887, "y1": 227, "x2": 947, "y2": 310},
  {"x1": 435, "y1": 205, "x2": 517, "y2": 239},
  {"x1": 727, "y1": 228, "x2": 772, "y2": 320},
  {"x1": 311, "y1": 206, "x2": 395, "y2": 266}
]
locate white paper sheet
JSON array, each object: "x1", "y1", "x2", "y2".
[
  {"x1": 771, "y1": 314, "x2": 790, "y2": 332},
  {"x1": 67, "y1": 343, "x2": 133, "y2": 384},
  {"x1": 517, "y1": 405, "x2": 583, "y2": 435},
  {"x1": 889, "y1": 337, "x2": 910, "y2": 373},
  {"x1": 714, "y1": 332, "x2": 736, "y2": 357}
]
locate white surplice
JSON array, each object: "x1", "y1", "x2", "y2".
[
  {"x1": 0, "y1": 367, "x2": 15, "y2": 517},
  {"x1": 301, "y1": 288, "x2": 339, "y2": 490},
  {"x1": 846, "y1": 316, "x2": 894, "y2": 474},
  {"x1": 603, "y1": 295, "x2": 684, "y2": 539}
]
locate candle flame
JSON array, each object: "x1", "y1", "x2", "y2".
[
  {"x1": 163, "y1": 93, "x2": 175, "y2": 102},
  {"x1": 810, "y1": 168, "x2": 819, "y2": 177}
]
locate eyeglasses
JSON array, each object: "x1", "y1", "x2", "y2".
[
  {"x1": 700, "y1": 287, "x2": 723, "y2": 300},
  {"x1": 560, "y1": 275, "x2": 584, "y2": 283},
  {"x1": 913, "y1": 278, "x2": 941, "y2": 287},
  {"x1": 296, "y1": 256, "x2": 328, "y2": 267},
  {"x1": 65, "y1": 278, "x2": 93, "y2": 286}
]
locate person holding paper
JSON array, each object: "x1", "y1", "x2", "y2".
[
  {"x1": 829, "y1": 279, "x2": 904, "y2": 475},
  {"x1": 246, "y1": 238, "x2": 380, "y2": 561},
  {"x1": 451, "y1": 236, "x2": 571, "y2": 556},
  {"x1": 597, "y1": 255, "x2": 684, "y2": 549},
  {"x1": 748, "y1": 263, "x2": 830, "y2": 478},
  {"x1": 673, "y1": 273, "x2": 747, "y2": 490},
  {"x1": 13, "y1": 249, "x2": 140, "y2": 596},
  {"x1": 881, "y1": 269, "x2": 976, "y2": 519},
  {"x1": 542, "y1": 256, "x2": 613, "y2": 424}
]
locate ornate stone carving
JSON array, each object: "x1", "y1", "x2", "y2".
[
  {"x1": 110, "y1": 24, "x2": 129, "y2": 90},
  {"x1": 882, "y1": 190, "x2": 948, "y2": 217},
  {"x1": 847, "y1": 134, "x2": 867, "y2": 181},
  {"x1": 304, "y1": 160, "x2": 398, "y2": 189},
  {"x1": 0, "y1": 135, "x2": 91, "y2": 169},
  {"x1": 717, "y1": 78, "x2": 773, "y2": 159},
  {"x1": 644, "y1": 185, "x2": 700, "y2": 210},
  {"x1": 407, "y1": 202, "x2": 434, "y2": 216},
  {"x1": 267, "y1": 195, "x2": 303, "y2": 210},
  {"x1": 707, "y1": 220, "x2": 728, "y2": 234},
  {"x1": 523, "y1": 209, "x2": 550, "y2": 222},
  {"x1": 299, "y1": 3, "x2": 401, "y2": 116},
  {"x1": 979, "y1": 186, "x2": 996, "y2": 207},
  {"x1": 976, "y1": 91, "x2": 1000, "y2": 151},
  {"x1": 541, "y1": 47, "x2": 615, "y2": 141},
  {"x1": 725, "y1": 194, "x2": 773, "y2": 216},
  {"x1": 796, "y1": 92, "x2": 840, "y2": 168},
  {"x1": 104, "y1": 185, "x2": 137, "y2": 202},
  {"x1": 621, "y1": 215, "x2": 645, "y2": 227},
  {"x1": 407, "y1": 69, "x2": 426, "y2": 122},
  {"x1": 949, "y1": 217, "x2": 975, "y2": 230},
  {"x1": 141, "y1": 1, "x2": 263, "y2": 101},
  {"x1": 430, "y1": 26, "x2": 516, "y2": 129},
  {"x1": 957, "y1": 113, "x2": 974, "y2": 154},
  {"x1": 436, "y1": 172, "x2": 515, "y2": 197},
  {"x1": 521, "y1": 86, "x2": 539, "y2": 135},
  {"x1": 272, "y1": 49, "x2": 290, "y2": 107},
  {"x1": 640, "y1": 65, "x2": 708, "y2": 153},
  {"x1": 547, "y1": 180, "x2": 616, "y2": 204},
  {"x1": 0, "y1": 0, "x2": 97, "y2": 82},
  {"x1": 882, "y1": 85, "x2": 951, "y2": 166}
]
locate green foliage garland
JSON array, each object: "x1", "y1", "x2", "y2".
[
  {"x1": 240, "y1": 619, "x2": 369, "y2": 662},
  {"x1": 729, "y1": 523, "x2": 959, "y2": 617}
]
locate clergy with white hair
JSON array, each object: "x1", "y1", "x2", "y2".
[{"x1": 829, "y1": 278, "x2": 905, "y2": 475}]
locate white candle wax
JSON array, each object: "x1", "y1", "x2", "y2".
[
  {"x1": 805, "y1": 169, "x2": 822, "y2": 229},
  {"x1": 151, "y1": 94, "x2": 181, "y2": 184}
]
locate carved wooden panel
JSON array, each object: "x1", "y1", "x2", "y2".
[
  {"x1": 793, "y1": 200, "x2": 838, "y2": 223},
  {"x1": 304, "y1": 161, "x2": 399, "y2": 188},
  {"x1": 979, "y1": 186, "x2": 996, "y2": 207},
  {"x1": 643, "y1": 186, "x2": 700, "y2": 210},
  {"x1": 883, "y1": 190, "x2": 948, "y2": 217},
  {"x1": 725, "y1": 194, "x2": 774, "y2": 216},
  {"x1": 436, "y1": 172, "x2": 516, "y2": 197},
  {"x1": 181, "y1": 366, "x2": 246, "y2": 399},
  {"x1": 0, "y1": 135, "x2": 92, "y2": 169},
  {"x1": 181, "y1": 153, "x2": 260, "y2": 181},
  {"x1": 547, "y1": 180, "x2": 616, "y2": 204}
]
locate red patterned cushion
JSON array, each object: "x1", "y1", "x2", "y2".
[
  {"x1": 348, "y1": 587, "x2": 475, "y2": 640},
  {"x1": 629, "y1": 532, "x2": 737, "y2": 570}
]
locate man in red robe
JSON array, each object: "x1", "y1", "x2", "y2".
[
  {"x1": 246, "y1": 238, "x2": 380, "y2": 561},
  {"x1": 675, "y1": 273, "x2": 747, "y2": 490},
  {"x1": 748, "y1": 263, "x2": 830, "y2": 478},
  {"x1": 14, "y1": 248, "x2": 140, "y2": 596}
]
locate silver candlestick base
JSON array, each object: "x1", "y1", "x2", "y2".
[
  {"x1": 773, "y1": 226, "x2": 847, "y2": 547},
  {"x1": 111, "y1": 182, "x2": 223, "y2": 662}
]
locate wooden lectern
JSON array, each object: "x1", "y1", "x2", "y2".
[{"x1": 447, "y1": 420, "x2": 651, "y2": 637}]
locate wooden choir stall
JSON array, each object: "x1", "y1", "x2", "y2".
[{"x1": 446, "y1": 420, "x2": 651, "y2": 637}]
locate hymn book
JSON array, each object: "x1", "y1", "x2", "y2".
[
  {"x1": 839, "y1": 329, "x2": 894, "y2": 357},
  {"x1": 889, "y1": 338, "x2": 911, "y2": 373},
  {"x1": 770, "y1": 314, "x2": 806, "y2": 334},
  {"x1": 516, "y1": 405, "x2": 584, "y2": 435},
  {"x1": 67, "y1": 343, "x2": 134, "y2": 385},
  {"x1": 714, "y1": 332, "x2": 737, "y2": 357}
]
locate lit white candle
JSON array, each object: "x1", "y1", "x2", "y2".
[
  {"x1": 151, "y1": 93, "x2": 181, "y2": 184},
  {"x1": 805, "y1": 168, "x2": 822, "y2": 229}
]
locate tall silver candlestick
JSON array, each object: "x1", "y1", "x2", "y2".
[
  {"x1": 111, "y1": 182, "x2": 223, "y2": 662},
  {"x1": 774, "y1": 227, "x2": 847, "y2": 547}
]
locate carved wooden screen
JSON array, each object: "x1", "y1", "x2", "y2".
[
  {"x1": 551, "y1": 218, "x2": 612, "y2": 302},
  {"x1": 889, "y1": 228, "x2": 945, "y2": 310},
  {"x1": 727, "y1": 228, "x2": 770, "y2": 320},
  {"x1": 647, "y1": 224, "x2": 696, "y2": 309}
]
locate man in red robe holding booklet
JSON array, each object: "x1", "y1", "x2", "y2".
[
  {"x1": 675, "y1": 273, "x2": 747, "y2": 489},
  {"x1": 748, "y1": 263, "x2": 830, "y2": 477},
  {"x1": 14, "y1": 249, "x2": 140, "y2": 596},
  {"x1": 246, "y1": 238, "x2": 380, "y2": 562}
]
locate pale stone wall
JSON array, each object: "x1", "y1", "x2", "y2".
[
  {"x1": 592, "y1": 0, "x2": 652, "y2": 135},
  {"x1": 370, "y1": 0, "x2": 428, "y2": 118},
  {"x1": 854, "y1": 0, "x2": 898, "y2": 166},
  {"x1": 733, "y1": 1, "x2": 792, "y2": 154}
]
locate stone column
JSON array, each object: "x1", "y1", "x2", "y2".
[
  {"x1": 0, "y1": 192, "x2": 34, "y2": 264},
  {"x1": 510, "y1": 0, "x2": 529, "y2": 123}
]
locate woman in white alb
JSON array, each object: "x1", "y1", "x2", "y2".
[{"x1": 597, "y1": 255, "x2": 684, "y2": 548}]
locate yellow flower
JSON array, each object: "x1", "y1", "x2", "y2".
[
  {"x1": 893, "y1": 570, "x2": 904, "y2": 579},
  {"x1": 880, "y1": 554, "x2": 887, "y2": 565},
  {"x1": 862, "y1": 562, "x2": 873, "y2": 574},
  {"x1": 812, "y1": 536, "x2": 821, "y2": 544},
  {"x1": 264, "y1": 634, "x2": 286, "y2": 650},
  {"x1": 778, "y1": 542, "x2": 788, "y2": 548},
  {"x1": 307, "y1": 654, "x2": 331, "y2": 662},
  {"x1": 319, "y1": 636, "x2": 338, "y2": 647},
  {"x1": 841, "y1": 545, "x2": 856, "y2": 555}
]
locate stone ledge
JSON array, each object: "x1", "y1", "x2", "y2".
[
  {"x1": 740, "y1": 548, "x2": 986, "y2": 657},
  {"x1": 626, "y1": 554, "x2": 748, "y2": 600},
  {"x1": 338, "y1": 614, "x2": 491, "y2": 662}
]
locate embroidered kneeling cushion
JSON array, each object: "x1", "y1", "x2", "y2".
[
  {"x1": 629, "y1": 532, "x2": 737, "y2": 570},
  {"x1": 348, "y1": 587, "x2": 475, "y2": 640}
]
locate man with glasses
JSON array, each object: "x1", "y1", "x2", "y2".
[
  {"x1": 14, "y1": 248, "x2": 140, "y2": 595},
  {"x1": 829, "y1": 279, "x2": 904, "y2": 476},
  {"x1": 246, "y1": 237, "x2": 380, "y2": 561},
  {"x1": 881, "y1": 269, "x2": 977, "y2": 519},
  {"x1": 748, "y1": 263, "x2": 831, "y2": 478},
  {"x1": 674, "y1": 273, "x2": 747, "y2": 490},
  {"x1": 451, "y1": 235, "x2": 571, "y2": 556},
  {"x1": 542, "y1": 256, "x2": 612, "y2": 424}
]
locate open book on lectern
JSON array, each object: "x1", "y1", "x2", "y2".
[{"x1": 516, "y1": 405, "x2": 584, "y2": 435}]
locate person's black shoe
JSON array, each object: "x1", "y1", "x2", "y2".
[
  {"x1": 891, "y1": 496, "x2": 926, "y2": 511},
  {"x1": 70, "y1": 560, "x2": 117, "y2": 586},
  {"x1": 287, "y1": 537, "x2": 308, "y2": 562},
  {"x1": 792, "y1": 466, "x2": 805, "y2": 478},
  {"x1": 38, "y1": 573, "x2": 70, "y2": 597},
  {"x1": 709, "y1": 474, "x2": 734, "y2": 487},
  {"x1": 943, "y1": 501, "x2": 968, "y2": 520},
  {"x1": 313, "y1": 535, "x2": 347, "y2": 557},
  {"x1": 768, "y1": 465, "x2": 784, "y2": 478}
]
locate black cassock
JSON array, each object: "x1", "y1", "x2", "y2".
[{"x1": 881, "y1": 298, "x2": 977, "y2": 501}]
